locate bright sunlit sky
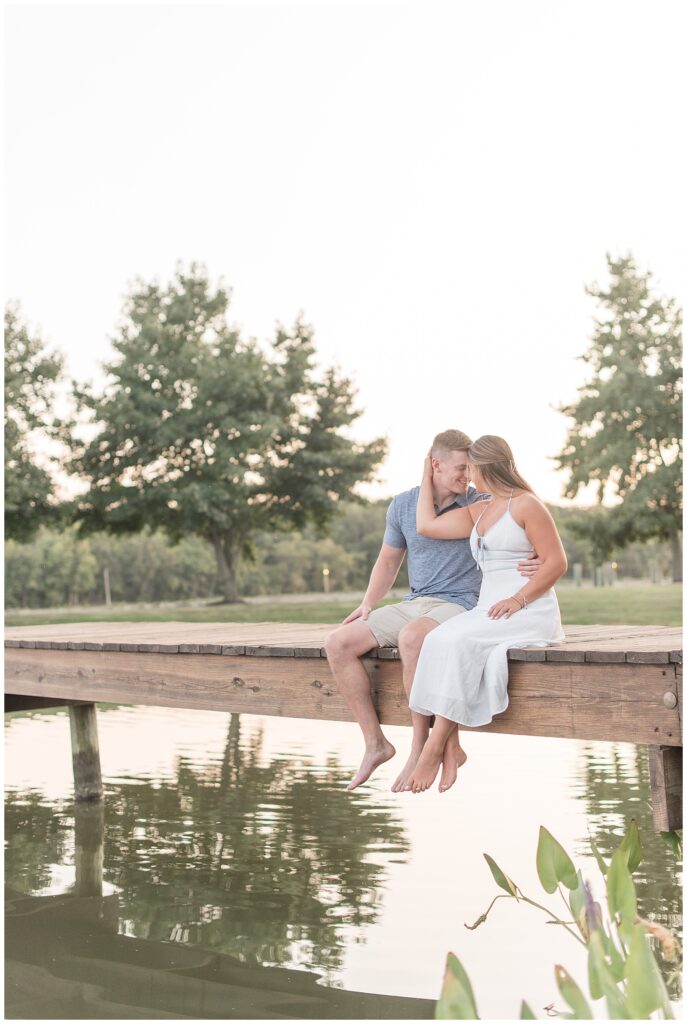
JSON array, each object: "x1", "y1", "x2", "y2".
[{"x1": 5, "y1": 0, "x2": 685, "y2": 504}]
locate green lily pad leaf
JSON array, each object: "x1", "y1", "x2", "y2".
[
  {"x1": 519, "y1": 1000, "x2": 537, "y2": 1019},
  {"x1": 617, "y1": 820, "x2": 642, "y2": 874},
  {"x1": 554, "y1": 965, "x2": 593, "y2": 1020},
  {"x1": 436, "y1": 952, "x2": 480, "y2": 1020},
  {"x1": 606, "y1": 849, "x2": 637, "y2": 945},
  {"x1": 484, "y1": 853, "x2": 518, "y2": 896},
  {"x1": 625, "y1": 924, "x2": 674, "y2": 1020},
  {"x1": 589, "y1": 835, "x2": 608, "y2": 876},
  {"x1": 536, "y1": 826, "x2": 578, "y2": 893}
]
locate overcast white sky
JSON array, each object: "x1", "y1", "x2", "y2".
[{"x1": 5, "y1": 0, "x2": 685, "y2": 503}]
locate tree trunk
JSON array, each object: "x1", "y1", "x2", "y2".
[
  {"x1": 669, "y1": 530, "x2": 682, "y2": 583},
  {"x1": 212, "y1": 531, "x2": 241, "y2": 602}
]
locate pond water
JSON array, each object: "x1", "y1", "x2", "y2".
[{"x1": 4, "y1": 706, "x2": 682, "y2": 1019}]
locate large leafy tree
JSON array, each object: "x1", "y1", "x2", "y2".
[
  {"x1": 4, "y1": 306, "x2": 65, "y2": 541},
  {"x1": 71, "y1": 265, "x2": 387, "y2": 601},
  {"x1": 556, "y1": 255, "x2": 683, "y2": 581}
]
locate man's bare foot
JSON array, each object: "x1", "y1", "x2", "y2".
[
  {"x1": 347, "y1": 740, "x2": 396, "y2": 791},
  {"x1": 404, "y1": 741, "x2": 444, "y2": 793},
  {"x1": 438, "y1": 741, "x2": 467, "y2": 793},
  {"x1": 391, "y1": 748, "x2": 424, "y2": 792}
]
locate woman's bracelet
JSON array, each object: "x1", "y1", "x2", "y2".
[{"x1": 511, "y1": 593, "x2": 527, "y2": 610}]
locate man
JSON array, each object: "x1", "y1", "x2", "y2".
[{"x1": 324, "y1": 429, "x2": 539, "y2": 792}]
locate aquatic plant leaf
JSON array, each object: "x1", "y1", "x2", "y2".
[
  {"x1": 568, "y1": 871, "x2": 586, "y2": 932},
  {"x1": 599, "y1": 928, "x2": 626, "y2": 983},
  {"x1": 554, "y1": 965, "x2": 593, "y2": 1020},
  {"x1": 625, "y1": 924, "x2": 674, "y2": 1020},
  {"x1": 536, "y1": 826, "x2": 577, "y2": 893},
  {"x1": 483, "y1": 853, "x2": 518, "y2": 896},
  {"x1": 617, "y1": 820, "x2": 642, "y2": 874},
  {"x1": 519, "y1": 1000, "x2": 537, "y2": 1018},
  {"x1": 660, "y1": 831, "x2": 683, "y2": 859},
  {"x1": 587, "y1": 940, "x2": 602, "y2": 1002},
  {"x1": 606, "y1": 849, "x2": 637, "y2": 945},
  {"x1": 588, "y1": 933, "x2": 631, "y2": 1019},
  {"x1": 602, "y1": 981, "x2": 633, "y2": 1020},
  {"x1": 436, "y1": 952, "x2": 480, "y2": 1020},
  {"x1": 589, "y1": 835, "x2": 608, "y2": 876}
]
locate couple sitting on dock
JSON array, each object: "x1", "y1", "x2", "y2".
[{"x1": 325, "y1": 430, "x2": 568, "y2": 794}]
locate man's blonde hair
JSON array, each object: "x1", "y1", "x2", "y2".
[{"x1": 431, "y1": 429, "x2": 473, "y2": 459}]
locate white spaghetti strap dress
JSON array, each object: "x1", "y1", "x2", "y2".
[{"x1": 409, "y1": 496, "x2": 565, "y2": 727}]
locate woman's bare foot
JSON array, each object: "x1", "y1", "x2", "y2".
[
  {"x1": 347, "y1": 739, "x2": 396, "y2": 791},
  {"x1": 438, "y1": 741, "x2": 468, "y2": 792},
  {"x1": 404, "y1": 740, "x2": 444, "y2": 793},
  {"x1": 391, "y1": 747, "x2": 424, "y2": 792}
]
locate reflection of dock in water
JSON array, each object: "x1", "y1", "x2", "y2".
[{"x1": 5, "y1": 890, "x2": 435, "y2": 1020}]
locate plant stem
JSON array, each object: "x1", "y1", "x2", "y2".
[{"x1": 520, "y1": 894, "x2": 587, "y2": 947}]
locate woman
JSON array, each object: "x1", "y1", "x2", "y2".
[{"x1": 405, "y1": 435, "x2": 567, "y2": 793}]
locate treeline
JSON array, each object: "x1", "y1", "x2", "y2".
[
  {"x1": 5, "y1": 255, "x2": 682, "y2": 596},
  {"x1": 5, "y1": 502, "x2": 673, "y2": 609}
]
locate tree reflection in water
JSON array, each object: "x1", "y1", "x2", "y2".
[
  {"x1": 5, "y1": 714, "x2": 410, "y2": 980},
  {"x1": 4, "y1": 790, "x2": 73, "y2": 894},
  {"x1": 577, "y1": 743, "x2": 682, "y2": 998}
]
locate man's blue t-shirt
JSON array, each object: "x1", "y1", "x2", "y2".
[{"x1": 383, "y1": 485, "x2": 487, "y2": 610}]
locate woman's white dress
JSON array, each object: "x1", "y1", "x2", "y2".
[{"x1": 409, "y1": 500, "x2": 564, "y2": 727}]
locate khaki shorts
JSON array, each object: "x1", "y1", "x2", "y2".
[{"x1": 366, "y1": 597, "x2": 467, "y2": 648}]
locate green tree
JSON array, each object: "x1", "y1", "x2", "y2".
[
  {"x1": 556, "y1": 255, "x2": 683, "y2": 581},
  {"x1": 5, "y1": 528, "x2": 98, "y2": 608},
  {"x1": 4, "y1": 306, "x2": 65, "y2": 540},
  {"x1": 70, "y1": 265, "x2": 386, "y2": 601}
]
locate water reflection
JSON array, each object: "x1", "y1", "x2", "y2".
[
  {"x1": 576, "y1": 743, "x2": 683, "y2": 999},
  {"x1": 105, "y1": 716, "x2": 409, "y2": 972},
  {"x1": 4, "y1": 710, "x2": 683, "y2": 1019},
  {"x1": 6, "y1": 713, "x2": 421, "y2": 1019}
]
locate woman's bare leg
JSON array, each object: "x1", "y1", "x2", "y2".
[
  {"x1": 391, "y1": 619, "x2": 463, "y2": 792},
  {"x1": 405, "y1": 716, "x2": 466, "y2": 793},
  {"x1": 437, "y1": 731, "x2": 468, "y2": 792}
]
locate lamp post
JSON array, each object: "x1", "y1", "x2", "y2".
[{"x1": 322, "y1": 565, "x2": 330, "y2": 595}]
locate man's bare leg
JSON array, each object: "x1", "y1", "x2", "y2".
[
  {"x1": 406, "y1": 716, "x2": 464, "y2": 793},
  {"x1": 391, "y1": 618, "x2": 466, "y2": 793},
  {"x1": 324, "y1": 622, "x2": 396, "y2": 790}
]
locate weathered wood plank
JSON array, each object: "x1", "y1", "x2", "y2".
[
  {"x1": 68, "y1": 704, "x2": 103, "y2": 802},
  {"x1": 5, "y1": 621, "x2": 681, "y2": 665},
  {"x1": 649, "y1": 746, "x2": 683, "y2": 831},
  {"x1": 5, "y1": 647, "x2": 681, "y2": 746},
  {"x1": 5, "y1": 695, "x2": 86, "y2": 713},
  {"x1": 677, "y1": 664, "x2": 682, "y2": 716},
  {"x1": 508, "y1": 649, "x2": 547, "y2": 662}
]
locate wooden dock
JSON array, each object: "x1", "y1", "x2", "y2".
[{"x1": 5, "y1": 622, "x2": 683, "y2": 829}]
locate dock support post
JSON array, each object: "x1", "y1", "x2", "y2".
[
  {"x1": 68, "y1": 703, "x2": 103, "y2": 802},
  {"x1": 74, "y1": 801, "x2": 104, "y2": 897},
  {"x1": 649, "y1": 745, "x2": 682, "y2": 832}
]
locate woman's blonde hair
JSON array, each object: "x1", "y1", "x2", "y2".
[{"x1": 468, "y1": 435, "x2": 534, "y2": 494}]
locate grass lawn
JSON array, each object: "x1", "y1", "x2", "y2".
[{"x1": 5, "y1": 583, "x2": 682, "y2": 627}]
